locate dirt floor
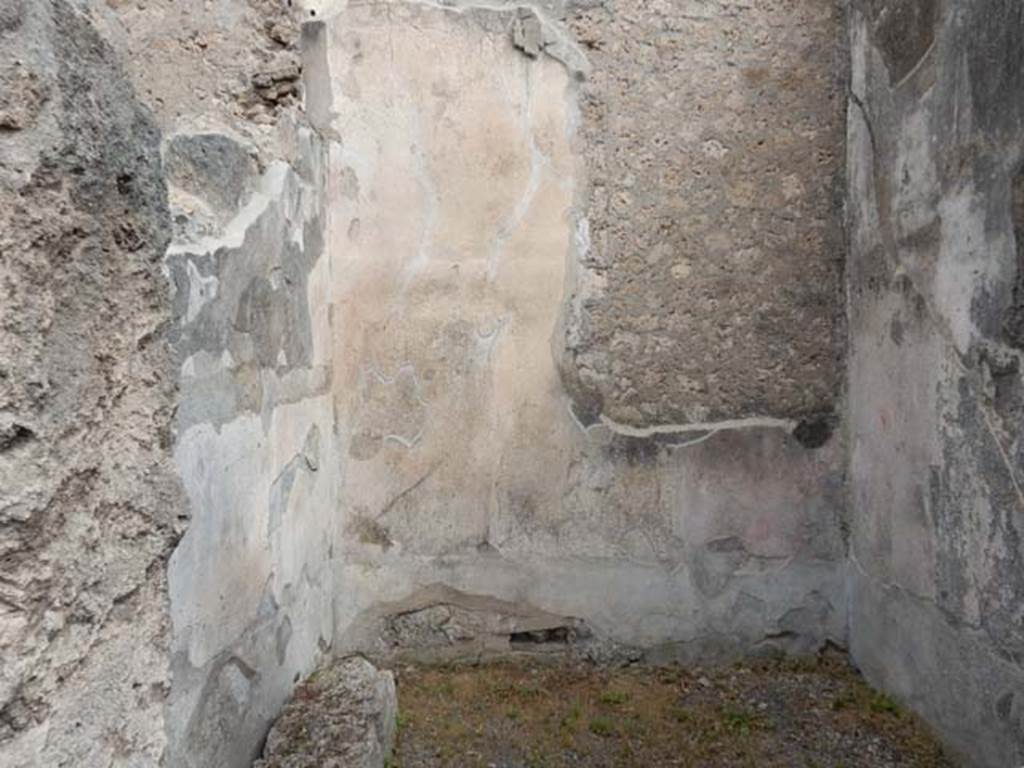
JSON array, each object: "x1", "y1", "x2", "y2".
[{"x1": 390, "y1": 651, "x2": 954, "y2": 768}]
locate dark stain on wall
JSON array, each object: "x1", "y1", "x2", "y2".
[
  {"x1": 1001, "y1": 167, "x2": 1024, "y2": 349},
  {"x1": 865, "y1": 0, "x2": 939, "y2": 85}
]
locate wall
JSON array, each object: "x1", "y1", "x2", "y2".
[
  {"x1": 846, "y1": 0, "x2": 1024, "y2": 764},
  {"x1": 97, "y1": 3, "x2": 339, "y2": 766},
  {"x1": 1, "y1": 0, "x2": 851, "y2": 765},
  {"x1": 0, "y1": 1, "x2": 182, "y2": 764},
  {"x1": 1, "y1": 1, "x2": 339, "y2": 766},
  {"x1": 8, "y1": 1, "x2": 1024, "y2": 766},
  {"x1": 564, "y1": 0, "x2": 846, "y2": 429},
  {"x1": 163, "y1": 131, "x2": 337, "y2": 767},
  {"x1": 315, "y1": 0, "x2": 848, "y2": 666}
]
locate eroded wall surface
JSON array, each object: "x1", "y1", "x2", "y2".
[
  {"x1": 2, "y1": 0, "x2": 341, "y2": 766},
  {"x1": 317, "y1": 0, "x2": 847, "y2": 668},
  {"x1": 846, "y1": 0, "x2": 1024, "y2": 764},
  {"x1": 563, "y1": 0, "x2": 846, "y2": 428},
  {"x1": 108, "y1": 4, "x2": 339, "y2": 767},
  {"x1": 0, "y1": 2, "x2": 182, "y2": 764},
  {"x1": 163, "y1": 134, "x2": 337, "y2": 768}
]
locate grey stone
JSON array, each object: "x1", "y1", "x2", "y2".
[
  {"x1": 254, "y1": 656, "x2": 397, "y2": 768},
  {"x1": 511, "y1": 10, "x2": 545, "y2": 58},
  {"x1": 0, "y1": 63, "x2": 46, "y2": 130},
  {"x1": 0, "y1": 0, "x2": 23, "y2": 34},
  {"x1": 164, "y1": 133, "x2": 258, "y2": 216}
]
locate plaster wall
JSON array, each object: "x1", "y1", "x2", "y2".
[
  {"x1": 313, "y1": 0, "x2": 847, "y2": 666},
  {"x1": 163, "y1": 137, "x2": 338, "y2": 767},
  {"x1": 846, "y1": 1, "x2": 1024, "y2": 764}
]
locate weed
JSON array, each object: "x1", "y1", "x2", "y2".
[
  {"x1": 518, "y1": 683, "x2": 546, "y2": 698},
  {"x1": 621, "y1": 716, "x2": 646, "y2": 737},
  {"x1": 721, "y1": 705, "x2": 757, "y2": 734},
  {"x1": 831, "y1": 694, "x2": 853, "y2": 711},
  {"x1": 599, "y1": 690, "x2": 630, "y2": 706},
  {"x1": 561, "y1": 702, "x2": 582, "y2": 729},
  {"x1": 589, "y1": 717, "x2": 615, "y2": 737},
  {"x1": 870, "y1": 693, "x2": 901, "y2": 716},
  {"x1": 671, "y1": 706, "x2": 695, "y2": 724},
  {"x1": 430, "y1": 680, "x2": 455, "y2": 697}
]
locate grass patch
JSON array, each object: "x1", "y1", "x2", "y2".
[
  {"x1": 391, "y1": 656, "x2": 951, "y2": 767},
  {"x1": 869, "y1": 692, "x2": 901, "y2": 716},
  {"x1": 560, "y1": 702, "x2": 582, "y2": 730},
  {"x1": 671, "y1": 706, "x2": 696, "y2": 724},
  {"x1": 832, "y1": 693, "x2": 853, "y2": 711},
  {"x1": 598, "y1": 690, "x2": 630, "y2": 705},
  {"x1": 517, "y1": 683, "x2": 547, "y2": 698},
  {"x1": 588, "y1": 717, "x2": 615, "y2": 737},
  {"x1": 721, "y1": 705, "x2": 757, "y2": 732}
]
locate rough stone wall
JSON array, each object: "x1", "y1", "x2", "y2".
[
  {"x1": 562, "y1": 0, "x2": 847, "y2": 429},
  {"x1": 846, "y1": 0, "x2": 1024, "y2": 764},
  {"x1": 0, "y1": 2, "x2": 182, "y2": 764},
  {"x1": 86, "y1": 0, "x2": 306, "y2": 162}
]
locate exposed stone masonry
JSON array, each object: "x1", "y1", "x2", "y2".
[{"x1": 562, "y1": 0, "x2": 846, "y2": 428}]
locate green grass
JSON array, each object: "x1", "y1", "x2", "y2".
[
  {"x1": 721, "y1": 705, "x2": 757, "y2": 733},
  {"x1": 869, "y1": 692, "x2": 901, "y2": 715},
  {"x1": 588, "y1": 717, "x2": 615, "y2": 737},
  {"x1": 390, "y1": 656, "x2": 950, "y2": 767}
]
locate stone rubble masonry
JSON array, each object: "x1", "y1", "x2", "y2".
[{"x1": 562, "y1": 0, "x2": 847, "y2": 430}]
